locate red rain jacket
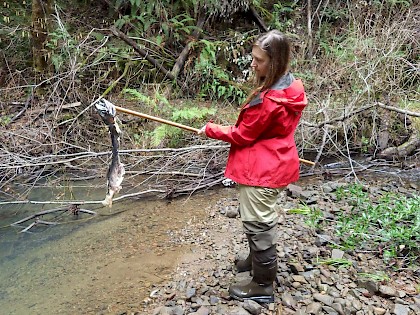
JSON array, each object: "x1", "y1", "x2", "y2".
[{"x1": 205, "y1": 75, "x2": 307, "y2": 188}]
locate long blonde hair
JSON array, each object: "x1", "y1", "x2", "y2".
[{"x1": 244, "y1": 30, "x2": 291, "y2": 105}]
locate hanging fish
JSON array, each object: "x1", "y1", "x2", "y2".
[{"x1": 95, "y1": 99, "x2": 125, "y2": 207}]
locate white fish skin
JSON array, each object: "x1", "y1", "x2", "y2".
[{"x1": 102, "y1": 121, "x2": 125, "y2": 207}]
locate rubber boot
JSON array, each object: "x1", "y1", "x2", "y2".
[
  {"x1": 229, "y1": 246, "x2": 277, "y2": 303},
  {"x1": 235, "y1": 235, "x2": 253, "y2": 272}
]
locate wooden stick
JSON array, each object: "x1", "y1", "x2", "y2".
[
  {"x1": 114, "y1": 106, "x2": 316, "y2": 166},
  {"x1": 114, "y1": 105, "x2": 200, "y2": 133},
  {"x1": 299, "y1": 158, "x2": 316, "y2": 166}
]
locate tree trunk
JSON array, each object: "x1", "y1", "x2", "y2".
[{"x1": 31, "y1": 0, "x2": 53, "y2": 77}]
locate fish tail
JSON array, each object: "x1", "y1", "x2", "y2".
[{"x1": 102, "y1": 195, "x2": 113, "y2": 207}]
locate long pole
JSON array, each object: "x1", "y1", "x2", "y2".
[
  {"x1": 114, "y1": 106, "x2": 315, "y2": 166},
  {"x1": 115, "y1": 105, "x2": 199, "y2": 133}
]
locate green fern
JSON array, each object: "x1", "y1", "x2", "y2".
[
  {"x1": 151, "y1": 106, "x2": 216, "y2": 147},
  {"x1": 123, "y1": 89, "x2": 157, "y2": 107},
  {"x1": 172, "y1": 107, "x2": 215, "y2": 122}
]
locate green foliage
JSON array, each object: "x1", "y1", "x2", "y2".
[
  {"x1": 193, "y1": 38, "x2": 248, "y2": 103},
  {"x1": 358, "y1": 272, "x2": 390, "y2": 282},
  {"x1": 373, "y1": 0, "x2": 412, "y2": 8},
  {"x1": 123, "y1": 88, "x2": 215, "y2": 147},
  {"x1": 316, "y1": 258, "x2": 353, "y2": 269},
  {"x1": 46, "y1": 26, "x2": 79, "y2": 72},
  {"x1": 123, "y1": 88, "x2": 160, "y2": 109},
  {"x1": 0, "y1": 1, "x2": 32, "y2": 69},
  {"x1": 151, "y1": 106, "x2": 216, "y2": 147},
  {"x1": 114, "y1": 1, "x2": 196, "y2": 44},
  {"x1": 269, "y1": 1, "x2": 299, "y2": 32},
  {"x1": 334, "y1": 184, "x2": 419, "y2": 264},
  {"x1": 0, "y1": 115, "x2": 12, "y2": 126},
  {"x1": 287, "y1": 205, "x2": 324, "y2": 229}
]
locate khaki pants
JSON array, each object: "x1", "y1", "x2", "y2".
[{"x1": 238, "y1": 184, "x2": 283, "y2": 251}]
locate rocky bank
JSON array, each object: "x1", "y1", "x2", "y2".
[{"x1": 137, "y1": 176, "x2": 419, "y2": 315}]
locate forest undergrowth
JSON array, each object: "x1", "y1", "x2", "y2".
[{"x1": 0, "y1": 0, "x2": 419, "y2": 202}]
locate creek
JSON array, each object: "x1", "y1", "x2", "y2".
[{"x1": 0, "y1": 160, "x2": 418, "y2": 314}]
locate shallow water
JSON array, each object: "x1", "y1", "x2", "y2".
[{"x1": 0, "y1": 182, "x2": 234, "y2": 315}]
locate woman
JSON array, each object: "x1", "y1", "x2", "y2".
[{"x1": 198, "y1": 30, "x2": 308, "y2": 303}]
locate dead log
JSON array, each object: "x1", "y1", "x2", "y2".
[
  {"x1": 249, "y1": 5, "x2": 268, "y2": 32},
  {"x1": 377, "y1": 132, "x2": 420, "y2": 159},
  {"x1": 171, "y1": 16, "x2": 206, "y2": 78},
  {"x1": 109, "y1": 26, "x2": 178, "y2": 84}
]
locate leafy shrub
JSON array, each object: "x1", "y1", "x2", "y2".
[{"x1": 335, "y1": 184, "x2": 419, "y2": 265}]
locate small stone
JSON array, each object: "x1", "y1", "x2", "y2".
[
  {"x1": 357, "y1": 279, "x2": 379, "y2": 294},
  {"x1": 286, "y1": 184, "x2": 303, "y2": 198},
  {"x1": 322, "y1": 305, "x2": 339, "y2": 315},
  {"x1": 379, "y1": 285, "x2": 397, "y2": 297},
  {"x1": 331, "y1": 249, "x2": 344, "y2": 260},
  {"x1": 225, "y1": 207, "x2": 238, "y2": 218},
  {"x1": 242, "y1": 299, "x2": 262, "y2": 315},
  {"x1": 306, "y1": 302, "x2": 322, "y2": 314},
  {"x1": 373, "y1": 307, "x2": 386, "y2": 315},
  {"x1": 392, "y1": 304, "x2": 409, "y2": 315},
  {"x1": 332, "y1": 303, "x2": 345, "y2": 315},
  {"x1": 281, "y1": 292, "x2": 297, "y2": 308},
  {"x1": 315, "y1": 234, "x2": 331, "y2": 246},
  {"x1": 288, "y1": 262, "x2": 304, "y2": 274},
  {"x1": 197, "y1": 306, "x2": 211, "y2": 315},
  {"x1": 185, "y1": 287, "x2": 196, "y2": 300},
  {"x1": 313, "y1": 293, "x2": 335, "y2": 306},
  {"x1": 291, "y1": 275, "x2": 307, "y2": 283}
]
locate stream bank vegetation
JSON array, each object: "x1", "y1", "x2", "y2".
[
  {"x1": 296, "y1": 183, "x2": 419, "y2": 266},
  {"x1": 0, "y1": 1, "x2": 418, "y2": 258}
]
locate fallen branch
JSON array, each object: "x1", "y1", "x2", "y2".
[
  {"x1": 302, "y1": 102, "x2": 419, "y2": 130},
  {"x1": 10, "y1": 90, "x2": 33, "y2": 123},
  {"x1": 377, "y1": 132, "x2": 420, "y2": 159},
  {"x1": 109, "y1": 26, "x2": 178, "y2": 83},
  {"x1": 377, "y1": 102, "x2": 420, "y2": 118},
  {"x1": 171, "y1": 15, "x2": 206, "y2": 78},
  {"x1": 249, "y1": 5, "x2": 268, "y2": 32},
  {"x1": 10, "y1": 206, "x2": 97, "y2": 227}
]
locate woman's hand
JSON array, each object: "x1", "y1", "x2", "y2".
[{"x1": 197, "y1": 125, "x2": 207, "y2": 136}]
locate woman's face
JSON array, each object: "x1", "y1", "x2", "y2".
[{"x1": 251, "y1": 45, "x2": 270, "y2": 80}]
